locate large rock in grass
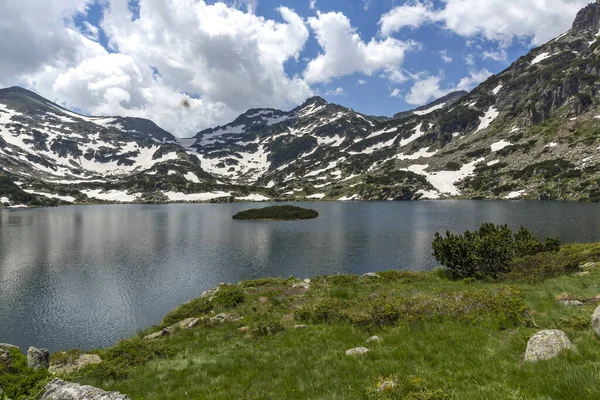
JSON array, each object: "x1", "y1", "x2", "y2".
[
  {"x1": 27, "y1": 346, "x2": 49, "y2": 370},
  {"x1": 38, "y1": 378, "x2": 131, "y2": 400},
  {"x1": 524, "y1": 330, "x2": 575, "y2": 362},
  {"x1": 346, "y1": 347, "x2": 369, "y2": 356},
  {"x1": 0, "y1": 343, "x2": 19, "y2": 352},
  {"x1": 592, "y1": 305, "x2": 600, "y2": 337}
]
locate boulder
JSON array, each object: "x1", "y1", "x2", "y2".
[
  {"x1": 27, "y1": 347, "x2": 50, "y2": 370},
  {"x1": 592, "y1": 305, "x2": 600, "y2": 337},
  {"x1": 0, "y1": 349, "x2": 11, "y2": 372},
  {"x1": 38, "y1": 378, "x2": 131, "y2": 400},
  {"x1": 366, "y1": 335, "x2": 382, "y2": 343},
  {"x1": 558, "y1": 300, "x2": 583, "y2": 307},
  {"x1": 0, "y1": 343, "x2": 19, "y2": 352},
  {"x1": 346, "y1": 347, "x2": 369, "y2": 356},
  {"x1": 524, "y1": 330, "x2": 575, "y2": 362},
  {"x1": 143, "y1": 328, "x2": 171, "y2": 341},
  {"x1": 294, "y1": 325, "x2": 308, "y2": 329},
  {"x1": 292, "y1": 281, "x2": 310, "y2": 290},
  {"x1": 49, "y1": 354, "x2": 102, "y2": 375},
  {"x1": 363, "y1": 273, "x2": 381, "y2": 278}
]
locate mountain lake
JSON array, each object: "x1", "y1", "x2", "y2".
[{"x1": 1, "y1": 201, "x2": 600, "y2": 352}]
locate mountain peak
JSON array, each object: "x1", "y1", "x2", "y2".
[
  {"x1": 300, "y1": 96, "x2": 328, "y2": 108},
  {"x1": 572, "y1": 1, "x2": 600, "y2": 32}
]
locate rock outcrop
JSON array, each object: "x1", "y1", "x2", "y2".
[
  {"x1": 49, "y1": 354, "x2": 102, "y2": 375},
  {"x1": 0, "y1": 349, "x2": 12, "y2": 372},
  {"x1": 591, "y1": 305, "x2": 600, "y2": 336},
  {"x1": 37, "y1": 379, "x2": 131, "y2": 400},
  {"x1": 27, "y1": 347, "x2": 49, "y2": 370},
  {"x1": 524, "y1": 330, "x2": 575, "y2": 362}
]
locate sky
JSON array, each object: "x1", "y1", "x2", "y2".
[{"x1": 0, "y1": 0, "x2": 592, "y2": 137}]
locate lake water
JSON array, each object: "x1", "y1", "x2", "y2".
[{"x1": 2, "y1": 201, "x2": 600, "y2": 352}]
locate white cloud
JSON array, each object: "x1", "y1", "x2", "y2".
[
  {"x1": 439, "y1": 49, "x2": 452, "y2": 63},
  {"x1": 379, "y1": 0, "x2": 590, "y2": 45},
  {"x1": 326, "y1": 87, "x2": 345, "y2": 96},
  {"x1": 483, "y1": 49, "x2": 508, "y2": 62},
  {"x1": 309, "y1": 0, "x2": 317, "y2": 10},
  {"x1": 4, "y1": 0, "x2": 313, "y2": 137},
  {"x1": 357, "y1": 79, "x2": 367, "y2": 85},
  {"x1": 304, "y1": 11, "x2": 417, "y2": 84},
  {"x1": 405, "y1": 69, "x2": 491, "y2": 105},
  {"x1": 390, "y1": 88, "x2": 402, "y2": 98},
  {"x1": 464, "y1": 54, "x2": 475, "y2": 66}
]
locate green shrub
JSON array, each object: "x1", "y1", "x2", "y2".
[
  {"x1": 507, "y1": 242, "x2": 600, "y2": 281},
  {"x1": 82, "y1": 338, "x2": 174, "y2": 381},
  {"x1": 432, "y1": 223, "x2": 560, "y2": 279},
  {"x1": 213, "y1": 284, "x2": 246, "y2": 308},
  {"x1": 162, "y1": 297, "x2": 212, "y2": 326},
  {"x1": 0, "y1": 348, "x2": 50, "y2": 399}
]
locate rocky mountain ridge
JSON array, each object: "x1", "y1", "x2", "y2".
[{"x1": 3, "y1": 1, "x2": 600, "y2": 206}]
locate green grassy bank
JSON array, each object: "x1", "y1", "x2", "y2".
[{"x1": 4, "y1": 243, "x2": 600, "y2": 399}]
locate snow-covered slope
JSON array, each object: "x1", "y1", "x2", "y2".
[{"x1": 4, "y1": 1, "x2": 600, "y2": 205}]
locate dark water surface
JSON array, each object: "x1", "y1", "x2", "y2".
[{"x1": 1, "y1": 201, "x2": 600, "y2": 352}]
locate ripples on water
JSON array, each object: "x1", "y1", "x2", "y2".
[{"x1": 1, "y1": 201, "x2": 600, "y2": 351}]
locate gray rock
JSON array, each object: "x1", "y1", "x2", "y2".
[
  {"x1": 168, "y1": 317, "x2": 200, "y2": 331},
  {"x1": 294, "y1": 325, "x2": 308, "y2": 329},
  {"x1": 27, "y1": 347, "x2": 49, "y2": 370},
  {"x1": 200, "y1": 286, "x2": 220, "y2": 301},
  {"x1": 377, "y1": 379, "x2": 398, "y2": 392},
  {"x1": 209, "y1": 313, "x2": 241, "y2": 323},
  {"x1": 524, "y1": 330, "x2": 575, "y2": 362},
  {"x1": 0, "y1": 343, "x2": 19, "y2": 352},
  {"x1": 366, "y1": 335, "x2": 382, "y2": 343},
  {"x1": 579, "y1": 262, "x2": 596, "y2": 270},
  {"x1": 49, "y1": 354, "x2": 102, "y2": 375},
  {"x1": 592, "y1": 305, "x2": 600, "y2": 337},
  {"x1": 0, "y1": 349, "x2": 11, "y2": 371},
  {"x1": 38, "y1": 378, "x2": 131, "y2": 400},
  {"x1": 292, "y1": 281, "x2": 310, "y2": 290},
  {"x1": 345, "y1": 347, "x2": 369, "y2": 356},
  {"x1": 558, "y1": 300, "x2": 583, "y2": 307},
  {"x1": 363, "y1": 273, "x2": 381, "y2": 278},
  {"x1": 143, "y1": 328, "x2": 171, "y2": 340}
]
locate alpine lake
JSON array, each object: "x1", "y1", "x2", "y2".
[{"x1": 2, "y1": 201, "x2": 600, "y2": 352}]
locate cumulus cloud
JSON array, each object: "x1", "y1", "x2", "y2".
[
  {"x1": 304, "y1": 11, "x2": 417, "y2": 84},
  {"x1": 390, "y1": 88, "x2": 402, "y2": 98},
  {"x1": 379, "y1": 0, "x2": 590, "y2": 45},
  {"x1": 0, "y1": 0, "x2": 94, "y2": 82},
  {"x1": 405, "y1": 69, "x2": 491, "y2": 105},
  {"x1": 2, "y1": 0, "x2": 313, "y2": 136},
  {"x1": 439, "y1": 50, "x2": 452, "y2": 63},
  {"x1": 325, "y1": 87, "x2": 345, "y2": 96}
]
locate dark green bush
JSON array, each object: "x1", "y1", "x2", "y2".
[
  {"x1": 0, "y1": 348, "x2": 50, "y2": 399},
  {"x1": 233, "y1": 206, "x2": 318, "y2": 220},
  {"x1": 432, "y1": 223, "x2": 560, "y2": 279},
  {"x1": 162, "y1": 297, "x2": 212, "y2": 326},
  {"x1": 213, "y1": 284, "x2": 246, "y2": 308}
]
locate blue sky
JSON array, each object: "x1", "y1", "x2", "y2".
[{"x1": 1, "y1": 0, "x2": 589, "y2": 135}]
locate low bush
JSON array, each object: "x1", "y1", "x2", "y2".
[
  {"x1": 162, "y1": 297, "x2": 212, "y2": 326},
  {"x1": 0, "y1": 348, "x2": 50, "y2": 399},
  {"x1": 432, "y1": 223, "x2": 560, "y2": 279},
  {"x1": 507, "y1": 242, "x2": 600, "y2": 281},
  {"x1": 212, "y1": 284, "x2": 246, "y2": 308},
  {"x1": 81, "y1": 338, "x2": 174, "y2": 381}
]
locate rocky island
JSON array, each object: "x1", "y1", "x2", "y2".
[{"x1": 232, "y1": 205, "x2": 319, "y2": 221}]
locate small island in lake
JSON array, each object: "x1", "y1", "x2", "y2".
[{"x1": 233, "y1": 205, "x2": 319, "y2": 220}]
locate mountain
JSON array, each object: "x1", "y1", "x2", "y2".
[
  {"x1": 393, "y1": 91, "x2": 468, "y2": 120},
  {"x1": 3, "y1": 1, "x2": 600, "y2": 206}
]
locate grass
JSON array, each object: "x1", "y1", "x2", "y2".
[{"x1": 8, "y1": 243, "x2": 600, "y2": 399}]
